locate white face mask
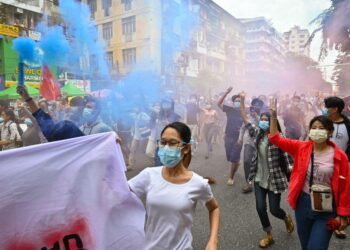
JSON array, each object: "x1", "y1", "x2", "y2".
[{"x1": 309, "y1": 129, "x2": 328, "y2": 143}]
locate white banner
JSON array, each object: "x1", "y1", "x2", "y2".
[{"x1": 0, "y1": 132, "x2": 145, "y2": 250}]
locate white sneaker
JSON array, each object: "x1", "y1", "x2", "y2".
[{"x1": 227, "y1": 178, "x2": 234, "y2": 185}]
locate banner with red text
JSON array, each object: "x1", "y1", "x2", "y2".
[{"x1": 0, "y1": 132, "x2": 145, "y2": 250}]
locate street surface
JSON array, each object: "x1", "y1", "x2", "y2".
[{"x1": 126, "y1": 140, "x2": 350, "y2": 250}]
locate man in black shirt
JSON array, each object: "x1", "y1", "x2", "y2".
[{"x1": 218, "y1": 87, "x2": 243, "y2": 185}]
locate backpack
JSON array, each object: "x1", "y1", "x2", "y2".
[{"x1": 8, "y1": 122, "x2": 23, "y2": 147}]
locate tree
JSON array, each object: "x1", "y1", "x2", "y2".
[
  {"x1": 309, "y1": 0, "x2": 350, "y2": 60},
  {"x1": 332, "y1": 53, "x2": 350, "y2": 93}
]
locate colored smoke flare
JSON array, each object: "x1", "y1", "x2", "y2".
[{"x1": 18, "y1": 62, "x2": 24, "y2": 86}]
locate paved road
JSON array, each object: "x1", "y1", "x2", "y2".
[{"x1": 126, "y1": 140, "x2": 350, "y2": 250}]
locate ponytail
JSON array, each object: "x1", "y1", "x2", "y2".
[{"x1": 183, "y1": 146, "x2": 192, "y2": 168}]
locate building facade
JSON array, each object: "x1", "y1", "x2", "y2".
[
  {"x1": 0, "y1": 0, "x2": 43, "y2": 89},
  {"x1": 283, "y1": 26, "x2": 310, "y2": 57},
  {"x1": 83, "y1": 0, "x2": 245, "y2": 94},
  {"x1": 0, "y1": 0, "x2": 61, "y2": 89},
  {"x1": 82, "y1": 0, "x2": 162, "y2": 78},
  {"x1": 240, "y1": 17, "x2": 286, "y2": 93}
]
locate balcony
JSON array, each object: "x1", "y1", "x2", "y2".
[
  {"x1": 1, "y1": 0, "x2": 43, "y2": 13},
  {"x1": 13, "y1": 0, "x2": 40, "y2": 7},
  {"x1": 196, "y1": 41, "x2": 207, "y2": 54},
  {"x1": 207, "y1": 48, "x2": 226, "y2": 60}
]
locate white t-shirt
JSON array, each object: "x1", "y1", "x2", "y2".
[
  {"x1": 331, "y1": 122, "x2": 349, "y2": 152},
  {"x1": 128, "y1": 167, "x2": 213, "y2": 250}
]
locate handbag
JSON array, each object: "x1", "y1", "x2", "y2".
[
  {"x1": 309, "y1": 151, "x2": 333, "y2": 212},
  {"x1": 279, "y1": 149, "x2": 292, "y2": 181}
]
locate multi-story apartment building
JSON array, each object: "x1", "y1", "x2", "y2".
[
  {"x1": 82, "y1": 0, "x2": 161, "y2": 79},
  {"x1": 240, "y1": 17, "x2": 286, "y2": 93},
  {"x1": 191, "y1": 0, "x2": 245, "y2": 85},
  {"x1": 83, "y1": 0, "x2": 245, "y2": 91},
  {"x1": 283, "y1": 26, "x2": 310, "y2": 57}
]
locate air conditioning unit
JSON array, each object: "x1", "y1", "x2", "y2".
[{"x1": 16, "y1": 8, "x2": 23, "y2": 14}]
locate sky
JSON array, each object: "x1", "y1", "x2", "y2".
[{"x1": 213, "y1": 0, "x2": 333, "y2": 63}]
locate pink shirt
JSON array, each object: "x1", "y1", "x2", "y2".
[{"x1": 303, "y1": 147, "x2": 335, "y2": 194}]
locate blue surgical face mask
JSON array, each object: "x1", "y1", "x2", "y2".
[
  {"x1": 321, "y1": 108, "x2": 329, "y2": 117},
  {"x1": 24, "y1": 118, "x2": 33, "y2": 126},
  {"x1": 233, "y1": 101, "x2": 241, "y2": 108},
  {"x1": 259, "y1": 120, "x2": 270, "y2": 131},
  {"x1": 157, "y1": 146, "x2": 182, "y2": 168},
  {"x1": 83, "y1": 108, "x2": 95, "y2": 123},
  {"x1": 0, "y1": 117, "x2": 3, "y2": 124}
]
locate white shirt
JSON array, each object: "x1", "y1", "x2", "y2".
[
  {"x1": 331, "y1": 122, "x2": 349, "y2": 152},
  {"x1": 128, "y1": 167, "x2": 213, "y2": 250},
  {"x1": 0, "y1": 121, "x2": 19, "y2": 150}
]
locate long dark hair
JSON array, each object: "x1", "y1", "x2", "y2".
[
  {"x1": 161, "y1": 121, "x2": 192, "y2": 167},
  {"x1": 159, "y1": 97, "x2": 175, "y2": 119},
  {"x1": 309, "y1": 115, "x2": 334, "y2": 132},
  {"x1": 256, "y1": 112, "x2": 282, "y2": 146},
  {"x1": 160, "y1": 122, "x2": 216, "y2": 184},
  {"x1": 3, "y1": 109, "x2": 16, "y2": 122}
]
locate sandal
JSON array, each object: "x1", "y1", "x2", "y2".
[
  {"x1": 334, "y1": 230, "x2": 347, "y2": 239},
  {"x1": 285, "y1": 214, "x2": 294, "y2": 234},
  {"x1": 259, "y1": 236, "x2": 274, "y2": 248}
]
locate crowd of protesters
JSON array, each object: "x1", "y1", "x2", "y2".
[{"x1": 0, "y1": 85, "x2": 350, "y2": 249}]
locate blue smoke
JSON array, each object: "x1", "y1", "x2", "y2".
[
  {"x1": 13, "y1": 0, "x2": 201, "y2": 129},
  {"x1": 59, "y1": 0, "x2": 109, "y2": 78},
  {"x1": 161, "y1": 1, "x2": 199, "y2": 67},
  {"x1": 12, "y1": 37, "x2": 37, "y2": 62},
  {"x1": 37, "y1": 24, "x2": 69, "y2": 66}
]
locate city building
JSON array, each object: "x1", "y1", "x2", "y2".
[
  {"x1": 240, "y1": 17, "x2": 286, "y2": 93},
  {"x1": 83, "y1": 0, "x2": 245, "y2": 94},
  {"x1": 0, "y1": 0, "x2": 60, "y2": 89},
  {"x1": 82, "y1": 0, "x2": 161, "y2": 79},
  {"x1": 283, "y1": 26, "x2": 310, "y2": 57},
  {"x1": 188, "y1": 0, "x2": 246, "y2": 89}
]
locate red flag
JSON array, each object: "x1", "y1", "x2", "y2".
[{"x1": 40, "y1": 65, "x2": 61, "y2": 100}]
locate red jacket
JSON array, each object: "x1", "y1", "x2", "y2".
[{"x1": 269, "y1": 133, "x2": 350, "y2": 216}]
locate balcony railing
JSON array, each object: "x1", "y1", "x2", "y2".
[{"x1": 14, "y1": 0, "x2": 40, "y2": 7}]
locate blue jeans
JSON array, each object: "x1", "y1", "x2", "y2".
[
  {"x1": 254, "y1": 183, "x2": 287, "y2": 232},
  {"x1": 295, "y1": 192, "x2": 336, "y2": 250}
]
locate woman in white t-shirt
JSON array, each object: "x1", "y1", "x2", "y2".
[{"x1": 128, "y1": 122, "x2": 220, "y2": 250}]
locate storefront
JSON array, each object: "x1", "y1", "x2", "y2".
[{"x1": 0, "y1": 23, "x2": 57, "y2": 89}]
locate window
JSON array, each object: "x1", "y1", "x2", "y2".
[
  {"x1": 123, "y1": 48, "x2": 136, "y2": 66},
  {"x1": 102, "y1": 0, "x2": 112, "y2": 17},
  {"x1": 89, "y1": 55, "x2": 98, "y2": 71},
  {"x1": 103, "y1": 22, "x2": 113, "y2": 41},
  {"x1": 105, "y1": 52, "x2": 113, "y2": 68},
  {"x1": 122, "y1": 16, "x2": 136, "y2": 42},
  {"x1": 87, "y1": 0, "x2": 97, "y2": 19},
  {"x1": 122, "y1": 0, "x2": 132, "y2": 11}
]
